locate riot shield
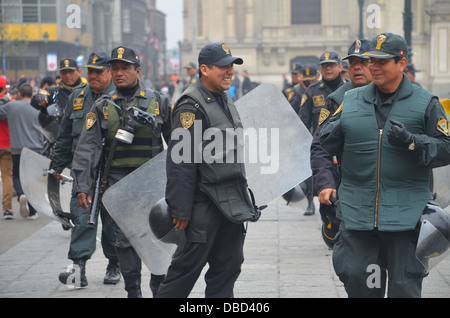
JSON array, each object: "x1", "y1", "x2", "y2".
[
  {"x1": 19, "y1": 148, "x2": 73, "y2": 228},
  {"x1": 102, "y1": 83, "x2": 312, "y2": 274},
  {"x1": 433, "y1": 165, "x2": 450, "y2": 209}
]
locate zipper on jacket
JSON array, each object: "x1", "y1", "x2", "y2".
[{"x1": 374, "y1": 129, "x2": 383, "y2": 228}]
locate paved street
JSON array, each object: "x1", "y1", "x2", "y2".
[{"x1": 1, "y1": 195, "x2": 450, "y2": 298}]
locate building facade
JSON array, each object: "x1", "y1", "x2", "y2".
[
  {"x1": 0, "y1": 0, "x2": 166, "y2": 84},
  {"x1": 180, "y1": 0, "x2": 450, "y2": 98}
]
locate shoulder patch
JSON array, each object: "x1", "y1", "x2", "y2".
[
  {"x1": 86, "y1": 113, "x2": 97, "y2": 130},
  {"x1": 300, "y1": 94, "x2": 308, "y2": 107},
  {"x1": 318, "y1": 108, "x2": 331, "y2": 126},
  {"x1": 313, "y1": 95, "x2": 325, "y2": 107},
  {"x1": 39, "y1": 89, "x2": 50, "y2": 96},
  {"x1": 180, "y1": 112, "x2": 195, "y2": 130},
  {"x1": 437, "y1": 118, "x2": 449, "y2": 136},
  {"x1": 333, "y1": 103, "x2": 344, "y2": 116}
]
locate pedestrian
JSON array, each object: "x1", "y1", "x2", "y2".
[
  {"x1": 319, "y1": 33, "x2": 450, "y2": 298},
  {"x1": 0, "y1": 84, "x2": 45, "y2": 220},
  {"x1": 49, "y1": 52, "x2": 119, "y2": 288},
  {"x1": 71, "y1": 46, "x2": 172, "y2": 298},
  {"x1": 241, "y1": 69, "x2": 252, "y2": 96},
  {"x1": 0, "y1": 76, "x2": 14, "y2": 219},
  {"x1": 156, "y1": 42, "x2": 258, "y2": 298},
  {"x1": 40, "y1": 76, "x2": 56, "y2": 90},
  {"x1": 310, "y1": 39, "x2": 372, "y2": 249}
]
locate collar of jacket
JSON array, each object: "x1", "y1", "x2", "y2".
[{"x1": 363, "y1": 74, "x2": 413, "y2": 104}]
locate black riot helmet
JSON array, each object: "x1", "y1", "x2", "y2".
[
  {"x1": 38, "y1": 104, "x2": 62, "y2": 144},
  {"x1": 416, "y1": 203, "x2": 450, "y2": 272},
  {"x1": 149, "y1": 198, "x2": 186, "y2": 248}
]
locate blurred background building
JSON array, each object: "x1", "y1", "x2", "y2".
[
  {"x1": 180, "y1": 0, "x2": 450, "y2": 98},
  {"x1": 0, "y1": 0, "x2": 166, "y2": 83}
]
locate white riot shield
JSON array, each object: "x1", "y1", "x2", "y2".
[
  {"x1": 19, "y1": 148, "x2": 73, "y2": 228},
  {"x1": 102, "y1": 83, "x2": 312, "y2": 274},
  {"x1": 433, "y1": 165, "x2": 450, "y2": 209}
]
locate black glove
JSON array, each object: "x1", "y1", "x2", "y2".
[
  {"x1": 30, "y1": 93, "x2": 49, "y2": 111},
  {"x1": 387, "y1": 119, "x2": 414, "y2": 148}
]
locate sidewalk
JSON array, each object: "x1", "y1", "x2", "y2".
[{"x1": 0, "y1": 197, "x2": 449, "y2": 298}]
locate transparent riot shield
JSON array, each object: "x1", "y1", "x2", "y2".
[
  {"x1": 19, "y1": 148, "x2": 73, "y2": 228},
  {"x1": 102, "y1": 83, "x2": 313, "y2": 274},
  {"x1": 433, "y1": 165, "x2": 450, "y2": 209},
  {"x1": 416, "y1": 219, "x2": 450, "y2": 273}
]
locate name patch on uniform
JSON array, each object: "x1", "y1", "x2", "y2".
[
  {"x1": 313, "y1": 95, "x2": 325, "y2": 107},
  {"x1": 86, "y1": 113, "x2": 97, "y2": 130},
  {"x1": 437, "y1": 118, "x2": 449, "y2": 136},
  {"x1": 180, "y1": 112, "x2": 195, "y2": 130},
  {"x1": 73, "y1": 98, "x2": 84, "y2": 110},
  {"x1": 318, "y1": 108, "x2": 331, "y2": 126}
]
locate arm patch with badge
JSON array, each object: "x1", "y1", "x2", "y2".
[
  {"x1": 180, "y1": 112, "x2": 195, "y2": 130},
  {"x1": 86, "y1": 112, "x2": 97, "y2": 130},
  {"x1": 437, "y1": 118, "x2": 449, "y2": 136}
]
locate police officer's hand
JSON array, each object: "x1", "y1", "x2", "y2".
[
  {"x1": 319, "y1": 188, "x2": 337, "y2": 206},
  {"x1": 33, "y1": 93, "x2": 50, "y2": 110},
  {"x1": 173, "y1": 218, "x2": 189, "y2": 231},
  {"x1": 53, "y1": 173, "x2": 64, "y2": 181},
  {"x1": 388, "y1": 119, "x2": 414, "y2": 148},
  {"x1": 77, "y1": 192, "x2": 92, "y2": 210}
]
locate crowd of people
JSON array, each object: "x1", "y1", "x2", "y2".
[{"x1": 0, "y1": 31, "x2": 449, "y2": 300}]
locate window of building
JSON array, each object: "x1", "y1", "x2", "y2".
[
  {"x1": 22, "y1": 0, "x2": 39, "y2": 23},
  {"x1": 0, "y1": 0, "x2": 57, "y2": 24},
  {"x1": 291, "y1": 0, "x2": 321, "y2": 24},
  {"x1": 123, "y1": 8, "x2": 131, "y2": 33}
]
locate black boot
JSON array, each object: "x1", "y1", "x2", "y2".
[
  {"x1": 150, "y1": 274, "x2": 165, "y2": 297},
  {"x1": 125, "y1": 277, "x2": 142, "y2": 298},
  {"x1": 103, "y1": 260, "x2": 121, "y2": 285},
  {"x1": 59, "y1": 259, "x2": 88, "y2": 287},
  {"x1": 304, "y1": 194, "x2": 315, "y2": 216}
]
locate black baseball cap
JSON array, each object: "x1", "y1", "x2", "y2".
[
  {"x1": 363, "y1": 33, "x2": 408, "y2": 59},
  {"x1": 84, "y1": 52, "x2": 109, "y2": 69},
  {"x1": 184, "y1": 61, "x2": 197, "y2": 69},
  {"x1": 60, "y1": 58, "x2": 79, "y2": 71},
  {"x1": 109, "y1": 46, "x2": 140, "y2": 65},
  {"x1": 405, "y1": 63, "x2": 420, "y2": 74},
  {"x1": 301, "y1": 64, "x2": 318, "y2": 81},
  {"x1": 343, "y1": 39, "x2": 371, "y2": 60},
  {"x1": 198, "y1": 43, "x2": 243, "y2": 67},
  {"x1": 290, "y1": 62, "x2": 303, "y2": 74},
  {"x1": 319, "y1": 51, "x2": 341, "y2": 65}
]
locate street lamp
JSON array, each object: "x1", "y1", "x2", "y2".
[
  {"x1": 358, "y1": 0, "x2": 365, "y2": 39},
  {"x1": 43, "y1": 32, "x2": 49, "y2": 76}
]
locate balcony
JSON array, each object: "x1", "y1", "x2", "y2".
[{"x1": 261, "y1": 24, "x2": 353, "y2": 46}]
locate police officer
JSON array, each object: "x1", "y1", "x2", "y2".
[
  {"x1": 156, "y1": 43, "x2": 258, "y2": 298},
  {"x1": 299, "y1": 51, "x2": 349, "y2": 134},
  {"x1": 320, "y1": 33, "x2": 450, "y2": 298},
  {"x1": 283, "y1": 62, "x2": 303, "y2": 102},
  {"x1": 289, "y1": 64, "x2": 319, "y2": 115},
  {"x1": 184, "y1": 61, "x2": 199, "y2": 86},
  {"x1": 71, "y1": 46, "x2": 172, "y2": 298},
  {"x1": 310, "y1": 39, "x2": 372, "y2": 248},
  {"x1": 51, "y1": 52, "x2": 119, "y2": 287},
  {"x1": 31, "y1": 59, "x2": 85, "y2": 114},
  {"x1": 404, "y1": 63, "x2": 421, "y2": 87}
]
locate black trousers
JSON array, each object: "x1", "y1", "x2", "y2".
[
  {"x1": 156, "y1": 198, "x2": 246, "y2": 298},
  {"x1": 333, "y1": 222, "x2": 427, "y2": 298}
]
